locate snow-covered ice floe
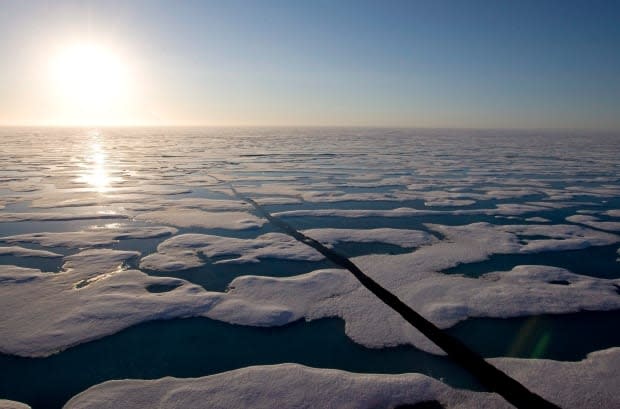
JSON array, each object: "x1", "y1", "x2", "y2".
[
  {"x1": 0, "y1": 246, "x2": 62, "y2": 258},
  {"x1": 1, "y1": 225, "x2": 177, "y2": 248},
  {"x1": 134, "y1": 209, "x2": 266, "y2": 230},
  {"x1": 64, "y1": 364, "x2": 506, "y2": 409},
  {"x1": 2, "y1": 247, "x2": 620, "y2": 357},
  {"x1": 140, "y1": 233, "x2": 325, "y2": 271},
  {"x1": 2, "y1": 215, "x2": 620, "y2": 357},
  {"x1": 272, "y1": 203, "x2": 553, "y2": 219},
  {"x1": 140, "y1": 228, "x2": 435, "y2": 271},
  {"x1": 301, "y1": 228, "x2": 437, "y2": 248},
  {"x1": 0, "y1": 212, "x2": 129, "y2": 222},
  {"x1": 566, "y1": 214, "x2": 620, "y2": 232},
  {"x1": 64, "y1": 347, "x2": 620, "y2": 409},
  {"x1": 2, "y1": 128, "x2": 620, "y2": 406},
  {"x1": 0, "y1": 400, "x2": 31, "y2": 409}
]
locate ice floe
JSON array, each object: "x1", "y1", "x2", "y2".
[
  {"x1": 2, "y1": 224, "x2": 177, "y2": 249},
  {"x1": 3, "y1": 128, "x2": 620, "y2": 393},
  {"x1": 64, "y1": 347, "x2": 620, "y2": 409},
  {"x1": 62, "y1": 249, "x2": 141, "y2": 276},
  {"x1": 301, "y1": 228, "x2": 436, "y2": 248},
  {"x1": 525, "y1": 217, "x2": 550, "y2": 223},
  {"x1": 0, "y1": 212, "x2": 129, "y2": 222},
  {"x1": 2, "y1": 214, "x2": 620, "y2": 357},
  {"x1": 0, "y1": 400, "x2": 31, "y2": 409},
  {"x1": 305, "y1": 260, "x2": 620, "y2": 353},
  {"x1": 0, "y1": 261, "x2": 219, "y2": 357},
  {"x1": 430, "y1": 222, "x2": 620, "y2": 254},
  {"x1": 140, "y1": 233, "x2": 324, "y2": 271},
  {"x1": 424, "y1": 198, "x2": 476, "y2": 207},
  {"x1": 208, "y1": 269, "x2": 358, "y2": 326},
  {"x1": 134, "y1": 210, "x2": 266, "y2": 230},
  {"x1": 0, "y1": 246, "x2": 62, "y2": 258},
  {"x1": 490, "y1": 347, "x2": 620, "y2": 409},
  {"x1": 64, "y1": 363, "x2": 507, "y2": 409},
  {"x1": 566, "y1": 214, "x2": 620, "y2": 232},
  {"x1": 272, "y1": 203, "x2": 550, "y2": 219},
  {"x1": 3, "y1": 253, "x2": 620, "y2": 357}
]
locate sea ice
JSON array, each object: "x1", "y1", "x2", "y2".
[
  {"x1": 566, "y1": 214, "x2": 620, "y2": 232},
  {"x1": 2, "y1": 225, "x2": 177, "y2": 248},
  {"x1": 525, "y1": 217, "x2": 550, "y2": 223},
  {"x1": 0, "y1": 212, "x2": 129, "y2": 222},
  {"x1": 3, "y1": 219, "x2": 620, "y2": 357},
  {"x1": 64, "y1": 347, "x2": 620, "y2": 409},
  {"x1": 139, "y1": 232, "x2": 324, "y2": 271},
  {"x1": 301, "y1": 228, "x2": 436, "y2": 248},
  {"x1": 62, "y1": 249, "x2": 141, "y2": 276},
  {"x1": 64, "y1": 363, "x2": 507, "y2": 409},
  {"x1": 0, "y1": 246, "x2": 62, "y2": 258},
  {"x1": 272, "y1": 203, "x2": 550, "y2": 219},
  {"x1": 0, "y1": 261, "x2": 220, "y2": 357},
  {"x1": 134, "y1": 209, "x2": 266, "y2": 230},
  {"x1": 0, "y1": 400, "x2": 31, "y2": 409}
]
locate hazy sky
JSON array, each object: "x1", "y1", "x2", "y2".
[{"x1": 1, "y1": 0, "x2": 619, "y2": 129}]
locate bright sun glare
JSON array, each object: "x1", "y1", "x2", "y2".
[{"x1": 49, "y1": 43, "x2": 130, "y2": 124}]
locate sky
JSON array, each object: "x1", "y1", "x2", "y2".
[{"x1": 0, "y1": 0, "x2": 619, "y2": 129}]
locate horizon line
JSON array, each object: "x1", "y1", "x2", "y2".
[{"x1": 0, "y1": 123, "x2": 618, "y2": 133}]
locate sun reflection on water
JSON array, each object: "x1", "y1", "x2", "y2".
[{"x1": 77, "y1": 136, "x2": 121, "y2": 192}]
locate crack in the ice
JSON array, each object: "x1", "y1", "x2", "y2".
[{"x1": 224, "y1": 181, "x2": 561, "y2": 409}]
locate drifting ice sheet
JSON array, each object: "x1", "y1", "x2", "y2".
[
  {"x1": 139, "y1": 232, "x2": 325, "y2": 271},
  {"x1": 134, "y1": 209, "x2": 266, "y2": 230},
  {"x1": 301, "y1": 228, "x2": 436, "y2": 248},
  {"x1": 64, "y1": 347, "x2": 620, "y2": 409}
]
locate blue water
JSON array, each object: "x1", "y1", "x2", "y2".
[
  {"x1": 452, "y1": 310, "x2": 620, "y2": 360},
  {"x1": 2, "y1": 309, "x2": 620, "y2": 409},
  {"x1": 444, "y1": 244, "x2": 620, "y2": 279},
  {"x1": 0, "y1": 318, "x2": 479, "y2": 409},
  {"x1": 0, "y1": 255, "x2": 63, "y2": 272},
  {"x1": 3, "y1": 128, "x2": 620, "y2": 408},
  {"x1": 143, "y1": 258, "x2": 335, "y2": 292}
]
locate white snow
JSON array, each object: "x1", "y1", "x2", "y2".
[
  {"x1": 64, "y1": 348, "x2": 620, "y2": 409},
  {"x1": 2, "y1": 217, "x2": 620, "y2": 357},
  {"x1": 566, "y1": 214, "x2": 620, "y2": 232},
  {"x1": 272, "y1": 203, "x2": 549, "y2": 219},
  {"x1": 525, "y1": 217, "x2": 550, "y2": 223},
  {"x1": 64, "y1": 364, "x2": 506, "y2": 409},
  {"x1": 1, "y1": 225, "x2": 177, "y2": 248},
  {"x1": 3, "y1": 128, "x2": 620, "y2": 393},
  {"x1": 0, "y1": 261, "x2": 220, "y2": 357},
  {"x1": 425, "y1": 198, "x2": 476, "y2": 207},
  {"x1": 301, "y1": 228, "x2": 436, "y2": 248},
  {"x1": 425, "y1": 222, "x2": 620, "y2": 255},
  {"x1": 0, "y1": 246, "x2": 62, "y2": 258},
  {"x1": 208, "y1": 269, "x2": 358, "y2": 326},
  {"x1": 134, "y1": 209, "x2": 266, "y2": 230},
  {"x1": 304, "y1": 260, "x2": 620, "y2": 353},
  {"x1": 490, "y1": 347, "x2": 620, "y2": 409},
  {"x1": 140, "y1": 233, "x2": 324, "y2": 271},
  {"x1": 4, "y1": 252, "x2": 620, "y2": 357},
  {"x1": 493, "y1": 223, "x2": 619, "y2": 253},
  {"x1": 0, "y1": 212, "x2": 129, "y2": 222},
  {"x1": 62, "y1": 249, "x2": 141, "y2": 276},
  {"x1": 0, "y1": 400, "x2": 31, "y2": 409}
]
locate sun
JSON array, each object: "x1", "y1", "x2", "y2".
[{"x1": 49, "y1": 43, "x2": 130, "y2": 124}]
